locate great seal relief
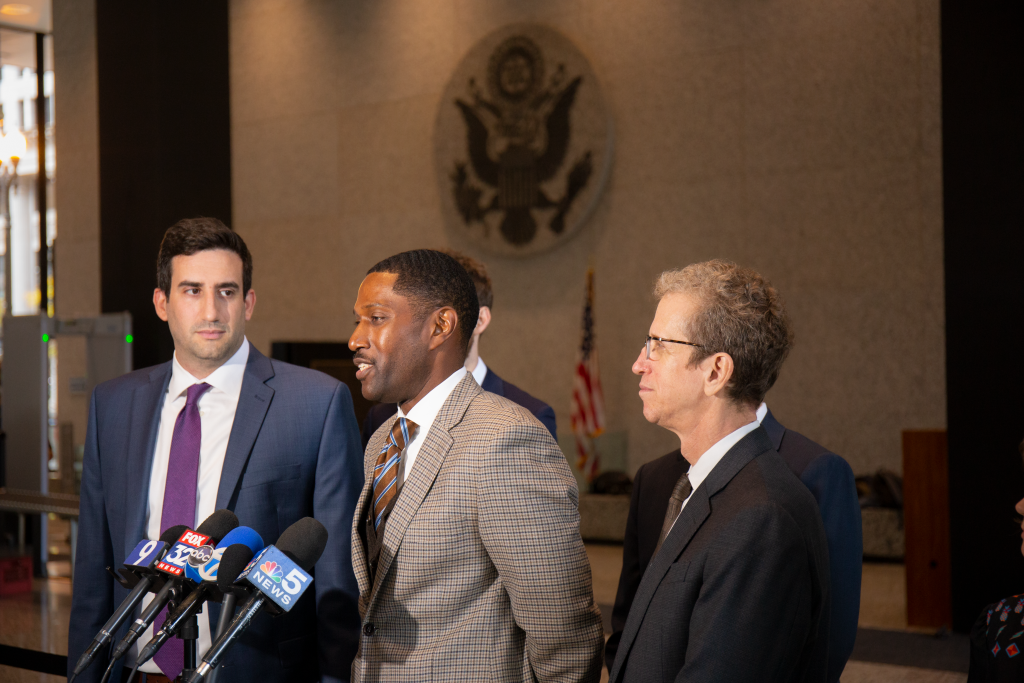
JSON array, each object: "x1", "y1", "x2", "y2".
[{"x1": 435, "y1": 24, "x2": 613, "y2": 257}]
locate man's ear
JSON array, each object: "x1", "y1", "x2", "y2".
[
  {"x1": 703, "y1": 352, "x2": 735, "y2": 398},
  {"x1": 244, "y1": 289, "x2": 257, "y2": 321},
  {"x1": 474, "y1": 306, "x2": 492, "y2": 336},
  {"x1": 427, "y1": 307, "x2": 459, "y2": 351},
  {"x1": 153, "y1": 288, "x2": 169, "y2": 322}
]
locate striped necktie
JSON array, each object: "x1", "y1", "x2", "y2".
[
  {"x1": 372, "y1": 417, "x2": 417, "y2": 530},
  {"x1": 653, "y1": 472, "x2": 692, "y2": 557}
]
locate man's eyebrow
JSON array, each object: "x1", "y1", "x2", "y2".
[{"x1": 176, "y1": 280, "x2": 240, "y2": 290}]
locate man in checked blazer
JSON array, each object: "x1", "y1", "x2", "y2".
[
  {"x1": 360, "y1": 250, "x2": 557, "y2": 448},
  {"x1": 609, "y1": 260, "x2": 830, "y2": 683},
  {"x1": 348, "y1": 249, "x2": 604, "y2": 682}
]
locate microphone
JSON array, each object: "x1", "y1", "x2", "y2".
[
  {"x1": 136, "y1": 527, "x2": 264, "y2": 662},
  {"x1": 70, "y1": 524, "x2": 188, "y2": 680},
  {"x1": 109, "y1": 510, "x2": 239, "y2": 663},
  {"x1": 186, "y1": 518, "x2": 328, "y2": 683}
]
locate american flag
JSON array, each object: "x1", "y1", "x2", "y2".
[{"x1": 570, "y1": 267, "x2": 605, "y2": 483}]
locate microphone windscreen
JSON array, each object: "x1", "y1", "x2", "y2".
[
  {"x1": 215, "y1": 544, "x2": 258, "y2": 588},
  {"x1": 159, "y1": 524, "x2": 190, "y2": 545},
  {"x1": 275, "y1": 517, "x2": 328, "y2": 571},
  {"x1": 215, "y1": 526, "x2": 264, "y2": 555},
  {"x1": 196, "y1": 509, "x2": 239, "y2": 544}
]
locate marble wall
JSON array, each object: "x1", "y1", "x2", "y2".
[
  {"x1": 229, "y1": 0, "x2": 945, "y2": 476},
  {"x1": 54, "y1": 0, "x2": 945, "y2": 477}
]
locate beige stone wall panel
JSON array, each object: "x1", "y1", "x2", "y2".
[{"x1": 229, "y1": 0, "x2": 945, "y2": 475}]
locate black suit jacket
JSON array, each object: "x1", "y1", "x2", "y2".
[
  {"x1": 606, "y1": 410, "x2": 861, "y2": 683},
  {"x1": 360, "y1": 367, "x2": 557, "y2": 449},
  {"x1": 608, "y1": 427, "x2": 831, "y2": 683}
]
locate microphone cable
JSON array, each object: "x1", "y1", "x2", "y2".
[{"x1": 98, "y1": 658, "x2": 117, "y2": 683}]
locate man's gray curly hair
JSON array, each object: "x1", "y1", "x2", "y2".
[{"x1": 655, "y1": 259, "x2": 793, "y2": 407}]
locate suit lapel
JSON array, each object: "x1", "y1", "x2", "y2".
[
  {"x1": 124, "y1": 364, "x2": 172, "y2": 558},
  {"x1": 216, "y1": 347, "x2": 276, "y2": 510},
  {"x1": 367, "y1": 375, "x2": 481, "y2": 609},
  {"x1": 610, "y1": 428, "x2": 774, "y2": 683},
  {"x1": 351, "y1": 416, "x2": 396, "y2": 596}
]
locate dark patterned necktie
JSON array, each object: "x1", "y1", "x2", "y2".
[
  {"x1": 653, "y1": 472, "x2": 693, "y2": 557},
  {"x1": 372, "y1": 417, "x2": 417, "y2": 530},
  {"x1": 154, "y1": 381, "x2": 210, "y2": 680}
]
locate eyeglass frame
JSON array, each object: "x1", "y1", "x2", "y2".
[{"x1": 644, "y1": 335, "x2": 704, "y2": 360}]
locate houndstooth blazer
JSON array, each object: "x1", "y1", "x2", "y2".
[{"x1": 350, "y1": 374, "x2": 604, "y2": 682}]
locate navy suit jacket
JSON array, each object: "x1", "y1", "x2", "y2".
[
  {"x1": 606, "y1": 410, "x2": 861, "y2": 683},
  {"x1": 360, "y1": 367, "x2": 557, "y2": 449},
  {"x1": 68, "y1": 346, "x2": 364, "y2": 683}
]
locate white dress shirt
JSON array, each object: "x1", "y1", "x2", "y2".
[
  {"x1": 395, "y1": 367, "x2": 467, "y2": 487},
  {"x1": 667, "y1": 417, "x2": 761, "y2": 535},
  {"x1": 135, "y1": 338, "x2": 249, "y2": 673},
  {"x1": 471, "y1": 357, "x2": 488, "y2": 387}
]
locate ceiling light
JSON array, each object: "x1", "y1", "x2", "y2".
[{"x1": 0, "y1": 4, "x2": 32, "y2": 16}]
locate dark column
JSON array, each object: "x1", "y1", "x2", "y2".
[
  {"x1": 96, "y1": 1, "x2": 232, "y2": 369},
  {"x1": 942, "y1": 2, "x2": 1024, "y2": 631},
  {"x1": 35, "y1": 33, "x2": 47, "y2": 316}
]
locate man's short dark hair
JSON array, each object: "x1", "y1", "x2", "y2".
[
  {"x1": 157, "y1": 217, "x2": 253, "y2": 295},
  {"x1": 439, "y1": 249, "x2": 493, "y2": 308},
  {"x1": 368, "y1": 249, "x2": 479, "y2": 352}
]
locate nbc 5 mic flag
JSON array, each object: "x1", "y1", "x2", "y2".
[{"x1": 570, "y1": 266, "x2": 605, "y2": 483}]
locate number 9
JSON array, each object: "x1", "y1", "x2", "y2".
[{"x1": 138, "y1": 540, "x2": 158, "y2": 561}]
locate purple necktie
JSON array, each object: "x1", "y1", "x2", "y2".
[{"x1": 154, "y1": 382, "x2": 210, "y2": 680}]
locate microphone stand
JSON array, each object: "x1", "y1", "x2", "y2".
[
  {"x1": 180, "y1": 613, "x2": 200, "y2": 682},
  {"x1": 205, "y1": 593, "x2": 236, "y2": 683}
]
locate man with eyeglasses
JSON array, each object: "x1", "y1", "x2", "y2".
[{"x1": 606, "y1": 260, "x2": 832, "y2": 683}]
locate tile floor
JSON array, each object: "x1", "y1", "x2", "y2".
[{"x1": 0, "y1": 547, "x2": 969, "y2": 682}]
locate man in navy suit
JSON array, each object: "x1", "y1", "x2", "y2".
[
  {"x1": 361, "y1": 251, "x2": 556, "y2": 447},
  {"x1": 68, "y1": 218, "x2": 363, "y2": 683},
  {"x1": 605, "y1": 403, "x2": 861, "y2": 683}
]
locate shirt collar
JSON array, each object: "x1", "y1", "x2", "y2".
[
  {"x1": 169, "y1": 337, "x2": 250, "y2": 400},
  {"x1": 398, "y1": 367, "x2": 468, "y2": 436},
  {"x1": 756, "y1": 402, "x2": 768, "y2": 423},
  {"x1": 470, "y1": 357, "x2": 488, "y2": 387},
  {"x1": 686, "y1": 419, "x2": 761, "y2": 494}
]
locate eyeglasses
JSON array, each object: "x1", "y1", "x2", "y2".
[{"x1": 644, "y1": 335, "x2": 703, "y2": 360}]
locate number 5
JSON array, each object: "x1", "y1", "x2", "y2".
[{"x1": 281, "y1": 568, "x2": 308, "y2": 595}]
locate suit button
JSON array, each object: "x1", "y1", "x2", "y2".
[{"x1": 363, "y1": 623, "x2": 376, "y2": 636}]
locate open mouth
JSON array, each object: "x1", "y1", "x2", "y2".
[{"x1": 354, "y1": 358, "x2": 373, "y2": 380}]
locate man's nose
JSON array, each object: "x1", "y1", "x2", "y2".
[
  {"x1": 202, "y1": 290, "x2": 220, "y2": 320},
  {"x1": 632, "y1": 349, "x2": 648, "y2": 375},
  {"x1": 349, "y1": 325, "x2": 367, "y2": 351}
]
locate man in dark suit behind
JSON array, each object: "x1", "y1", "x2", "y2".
[
  {"x1": 362, "y1": 250, "x2": 556, "y2": 447},
  {"x1": 606, "y1": 404, "x2": 861, "y2": 682},
  {"x1": 608, "y1": 260, "x2": 830, "y2": 683},
  {"x1": 68, "y1": 218, "x2": 363, "y2": 683}
]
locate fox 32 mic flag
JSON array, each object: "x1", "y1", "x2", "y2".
[{"x1": 570, "y1": 266, "x2": 605, "y2": 483}]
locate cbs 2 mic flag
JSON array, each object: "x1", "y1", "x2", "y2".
[{"x1": 570, "y1": 266, "x2": 605, "y2": 483}]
